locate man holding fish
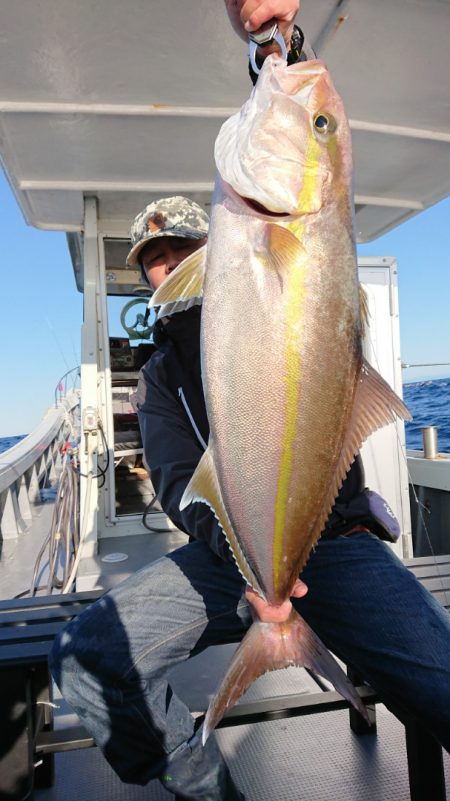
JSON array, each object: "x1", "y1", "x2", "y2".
[{"x1": 50, "y1": 1, "x2": 450, "y2": 799}]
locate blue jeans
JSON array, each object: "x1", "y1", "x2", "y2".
[{"x1": 50, "y1": 533, "x2": 450, "y2": 789}]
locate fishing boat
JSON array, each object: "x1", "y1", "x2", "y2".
[{"x1": 1, "y1": 1, "x2": 450, "y2": 799}]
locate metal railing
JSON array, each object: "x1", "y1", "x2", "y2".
[
  {"x1": 0, "y1": 392, "x2": 80, "y2": 540},
  {"x1": 54, "y1": 367, "x2": 80, "y2": 408}
]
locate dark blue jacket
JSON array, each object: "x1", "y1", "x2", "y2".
[
  {"x1": 136, "y1": 307, "x2": 233, "y2": 560},
  {"x1": 136, "y1": 306, "x2": 399, "y2": 562}
]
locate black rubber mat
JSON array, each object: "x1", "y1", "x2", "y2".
[{"x1": 37, "y1": 692, "x2": 450, "y2": 801}]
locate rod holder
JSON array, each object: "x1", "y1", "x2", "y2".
[{"x1": 422, "y1": 426, "x2": 438, "y2": 459}]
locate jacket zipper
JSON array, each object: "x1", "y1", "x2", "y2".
[{"x1": 178, "y1": 387, "x2": 207, "y2": 451}]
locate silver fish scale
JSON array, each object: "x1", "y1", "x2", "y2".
[{"x1": 200, "y1": 58, "x2": 359, "y2": 602}]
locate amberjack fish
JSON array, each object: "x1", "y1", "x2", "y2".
[{"x1": 150, "y1": 55, "x2": 411, "y2": 742}]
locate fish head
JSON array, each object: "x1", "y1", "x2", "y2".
[{"x1": 215, "y1": 55, "x2": 352, "y2": 219}]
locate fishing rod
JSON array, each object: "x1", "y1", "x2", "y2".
[{"x1": 402, "y1": 362, "x2": 450, "y2": 368}]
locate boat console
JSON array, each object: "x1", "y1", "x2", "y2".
[{"x1": 109, "y1": 334, "x2": 156, "y2": 516}]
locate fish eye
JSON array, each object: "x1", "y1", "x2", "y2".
[{"x1": 313, "y1": 113, "x2": 336, "y2": 135}]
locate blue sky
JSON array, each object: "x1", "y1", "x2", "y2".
[{"x1": 1, "y1": 167, "x2": 449, "y2": 437}]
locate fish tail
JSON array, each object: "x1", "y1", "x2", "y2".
[{"x1": 202, "y1": 606, "x2": 370, "y2": 743}]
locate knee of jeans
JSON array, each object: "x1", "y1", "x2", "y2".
[
  {"x1": 49, "y1": 609, "x2": 98, "y2": 688},
  {"x1": 49, "y1": 626, "x2": 106, "y2": 716},
  {"x1": 49, "y1": 622, "x2": 78, "y2": 690},
  {"x1": 50, "y1": 593, "x2": 106, "y2": 677}
]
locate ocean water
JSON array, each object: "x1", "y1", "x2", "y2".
[
  {"x1": 0, "y1": 434, "x2": 26, "y2": 455},
  {"x1": 0, "y1": 378, "x2": 449, "y2": 455},
  {"x1": 403, "y1": 377, "x2": 450, "y2": 453}
]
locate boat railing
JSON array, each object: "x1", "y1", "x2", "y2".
[
  {"x1": 53, "y1": 366, "x2": 80, "y2": 409},
  {"x1": 0, "y1": 391, "x2": 80, "y2": 541}
]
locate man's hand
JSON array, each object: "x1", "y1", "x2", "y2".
[
  {"x1": 245, "y1": 578, "x2": 308, "y2": 623},
  {"x1": 224, "y1": 0, "x2": 300, "y2": 49}
]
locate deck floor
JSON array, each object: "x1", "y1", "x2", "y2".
[
  {"x1": 3, "y1": 510, "x2": 450, "y2": 800},
  {"x1": 0, "y1": 492, "x2": 58, "y2": 600},
  {"x1": 37, "y1": 684, "x2": 450, "y2": 801}
]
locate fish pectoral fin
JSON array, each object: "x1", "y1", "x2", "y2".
[
  {"x1": 265, "y1": 223, "x2": 305, "y2": 274},
  {"x1": 149, "y1": 244, "x2": 207, "y2": 308},
  {"x1": 180, "y1": 445, "x2": 263, "y2": 595},
  {"x1": 202, "y1": 607, "x2": 370, "y2": 743}
]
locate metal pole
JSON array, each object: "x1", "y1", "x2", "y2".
[
  {"x1": 79, "y1": 196, "x2": 100, "y2": 559},
  {"x1": 96, "y1": 230, "x2": 117, "y2": 526},
  {"x1": 422, "y1": 427, "x2": 438, "y2": 459}
]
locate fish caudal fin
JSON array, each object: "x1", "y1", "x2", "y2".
[
  {"x1": 202, "y1": 607, "x2": 370, "y2": 743},
  {"x1": 149, "y1": 244, "x2": 207, "y2": 317}
]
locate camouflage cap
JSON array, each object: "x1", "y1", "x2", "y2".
[{"x1": 127, "y1": 196, "x2": 209, "y2": 267}]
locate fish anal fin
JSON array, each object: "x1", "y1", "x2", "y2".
[
  {"x1": 180, "y1": 446, "x2": 263, "y2": 596},
  {"x1": 203, "y1": 607, "x2": 370, "y2": 743},
  {"x1": 149, "y1": 244, "x2": 207, "y2": 307}
]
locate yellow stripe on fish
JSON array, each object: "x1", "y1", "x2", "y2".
[{"x1": 272, "y1": 133, "x2": 322, "y2": 591}]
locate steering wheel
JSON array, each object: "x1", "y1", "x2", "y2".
[{"x1": 120, "y1": 298, "x2": 154, "y2": 341}]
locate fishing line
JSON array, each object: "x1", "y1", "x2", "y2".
[
  {"x1": 45, "y1": 315, "x2": 71, "y2": 373},
  {"x1": 71, "y1": 338, "x2": 81, "y2": 369}
]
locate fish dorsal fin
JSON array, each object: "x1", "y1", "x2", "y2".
[
  {"x1": 149, "y1": 245, "x2": 207, "y2": 313},
  {"x1": 292, "y1": 358, "x2": 412, "y2": 576},
  {"x1": 333, "y1": 357, "x2": 411, "y2": 503},
  {"x1": 337, "y1": 360, "x2": 409, "y2": 529},
  {"x1": 265, "y1": 223, "x2": 305, "y2": 273},
  {"x1": 348, "y1": 357, "x2": 412, "y2": 441},
  {"x1": 180, "y1": 445, "x2": 264, "y2": 597}
]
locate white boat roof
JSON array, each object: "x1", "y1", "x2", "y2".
[{"x1": 1, "y1": 0, "x2": 450, "y2": 249}]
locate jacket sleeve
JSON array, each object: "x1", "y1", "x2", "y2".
[
  {"x1": 136, "y1": 355, "x2": 233, "y2": 562},
  {"x1": 324, "y1": 455, "x2": 401, "y2": 543}
]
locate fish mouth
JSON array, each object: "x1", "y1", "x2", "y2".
[{"x1": 242, "y1": 196, "x2": 290, "y2": 218}]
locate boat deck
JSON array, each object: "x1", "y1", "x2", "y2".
[
  {"x1": 38, "y1": 675, "x2": 450, "y2": 801},
  {"x1": 3, "y1": 508, "x2": 450, "y2": 801},
  {"x1": 0, "y1": 489, "x2": 60, "y2": 601}
]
